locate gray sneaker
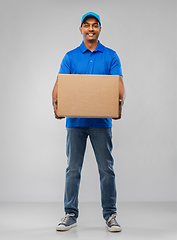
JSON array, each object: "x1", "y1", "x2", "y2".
[
  {"x1": 56, "y1": 213, "x2": 77, "y2": 231},
  {"x1": 106, "y1": 214, "x2": 122, "y2": 232}
]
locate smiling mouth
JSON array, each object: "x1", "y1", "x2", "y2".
[{"x1": 87, "y1": 33, "x2": 95, "y2": 36}]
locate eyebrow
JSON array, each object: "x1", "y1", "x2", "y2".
[{"x1": 83, "y1": 22, "x2": 99, "y2": 25}]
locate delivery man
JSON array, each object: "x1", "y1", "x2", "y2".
[{"x1": 52, "y1": 12, "x2": 125, "y2": 232}]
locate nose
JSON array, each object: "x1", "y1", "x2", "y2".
[{"x1": 89, "y1": 25, "x2": 93, "y2": 31}]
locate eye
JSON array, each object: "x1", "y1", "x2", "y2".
[
  {"x1": 93, "y1": 24, "x2": 99, "y2": 28},
  {"x1": 83, "y1": 24, "x2": 89, "y2": 28}
]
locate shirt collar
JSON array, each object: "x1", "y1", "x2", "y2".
[{"x1": 80, "y1": 40, "x2": 104, "y2": 53}]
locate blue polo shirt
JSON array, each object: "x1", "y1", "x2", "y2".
[{"x1": 58, "y1": 41, "x2": 122, "y2": 128}]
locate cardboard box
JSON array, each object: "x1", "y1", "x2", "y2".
[{"x1": 57, "y1": 74, "x2": 119, "y2": 118}]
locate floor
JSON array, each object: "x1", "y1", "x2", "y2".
[{"x1": 0, "y1": 202, "x2": 176, "y2": 240}]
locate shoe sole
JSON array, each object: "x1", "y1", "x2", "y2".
[
  {"x1": 56, "y1": 223, "x2": 77, "y2": 231},
  {"x1": 106, "y1": 225, "x2": 122, "y2": 232}
]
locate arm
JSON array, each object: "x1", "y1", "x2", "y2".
[
  {"x1": 119, "y1": 75, "x2": 125, "y2": 103},
  {"x1": 118, "y1": 75, "x2": 125, "y2": 118},
  {"x1": 52, "y1": 77, "x2": 65, "y2": 119},
  {"x1": 109, "y1": 52, "x2": 125, "y2": 119},
  {"x1": 52, "y1": 53, "x2": 71, "y2": 119},
  {"x1": 113, "y1": 75, "x2": 125, "y2": 120}
]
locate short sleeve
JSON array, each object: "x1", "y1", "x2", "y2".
[
  {"x1": 58, "y1": 53, "x2": 71, "y2": 74},
  {"x1": 109, "y1": 52, "x2": 123, "y2": 76}
]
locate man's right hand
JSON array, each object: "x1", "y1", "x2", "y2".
[{"x1": 53, "y1": 99, "x2": 65, "y2": 120}]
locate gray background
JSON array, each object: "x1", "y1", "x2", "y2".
[{"x1": 0, "y1": 0, "x2": 176, "y2": 202}]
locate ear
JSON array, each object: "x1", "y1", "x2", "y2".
[{"x1": 79, "y1": 26, "x2": 82, "y2": 34}]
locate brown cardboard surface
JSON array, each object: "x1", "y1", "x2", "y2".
[{"x1": 57, "y1": 74, "x2": 119, "y2": 118}]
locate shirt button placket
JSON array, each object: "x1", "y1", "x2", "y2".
[
  {"x1": 87, "y1": 53, "x2": 92, "y2": 74},
  {"x1": 90, "y1": 54, "x2": 93, "y2": 73},
  {"x1": 90, "y1": 53, "x2": 93, "y2": 63}
]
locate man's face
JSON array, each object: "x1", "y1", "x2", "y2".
[{"x1": 79, "y1": 17, "x2": 101, "y2": 43}]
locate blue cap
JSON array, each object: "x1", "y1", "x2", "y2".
[{"x1": 80, "y1": 12, "x2": 101, "y2": 26}]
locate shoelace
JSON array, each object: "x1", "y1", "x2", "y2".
[
  {"x1": 107, "y1": 213, "x2": 117, "y2": 224},
  {"x1": 60, "y1": 213, "x2": 75, "y2": 224}
]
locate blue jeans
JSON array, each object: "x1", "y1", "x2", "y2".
[{"x1": 64, "y1": 127, "x2": 117, "y2": 221}]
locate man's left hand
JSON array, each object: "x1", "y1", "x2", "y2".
[{"x1": 112, "y1": 100, "x2": 123, "y2": 120}]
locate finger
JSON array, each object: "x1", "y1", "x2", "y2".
[
  {"x1": 54, "y1": 108, "x2": 59, "y2": 118},
  {"x1": 55, "y1": 113, "x2": 60, "y2": 119},
  {"x1": 54, "y1": 104, "x2": 58, "y2": 114},
  {"x1": 54, "y1": 103, "x2": 57, "y2": 111},
  {"x1": 54, "y1": 99, "x2": 58, "y2": 108}
]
